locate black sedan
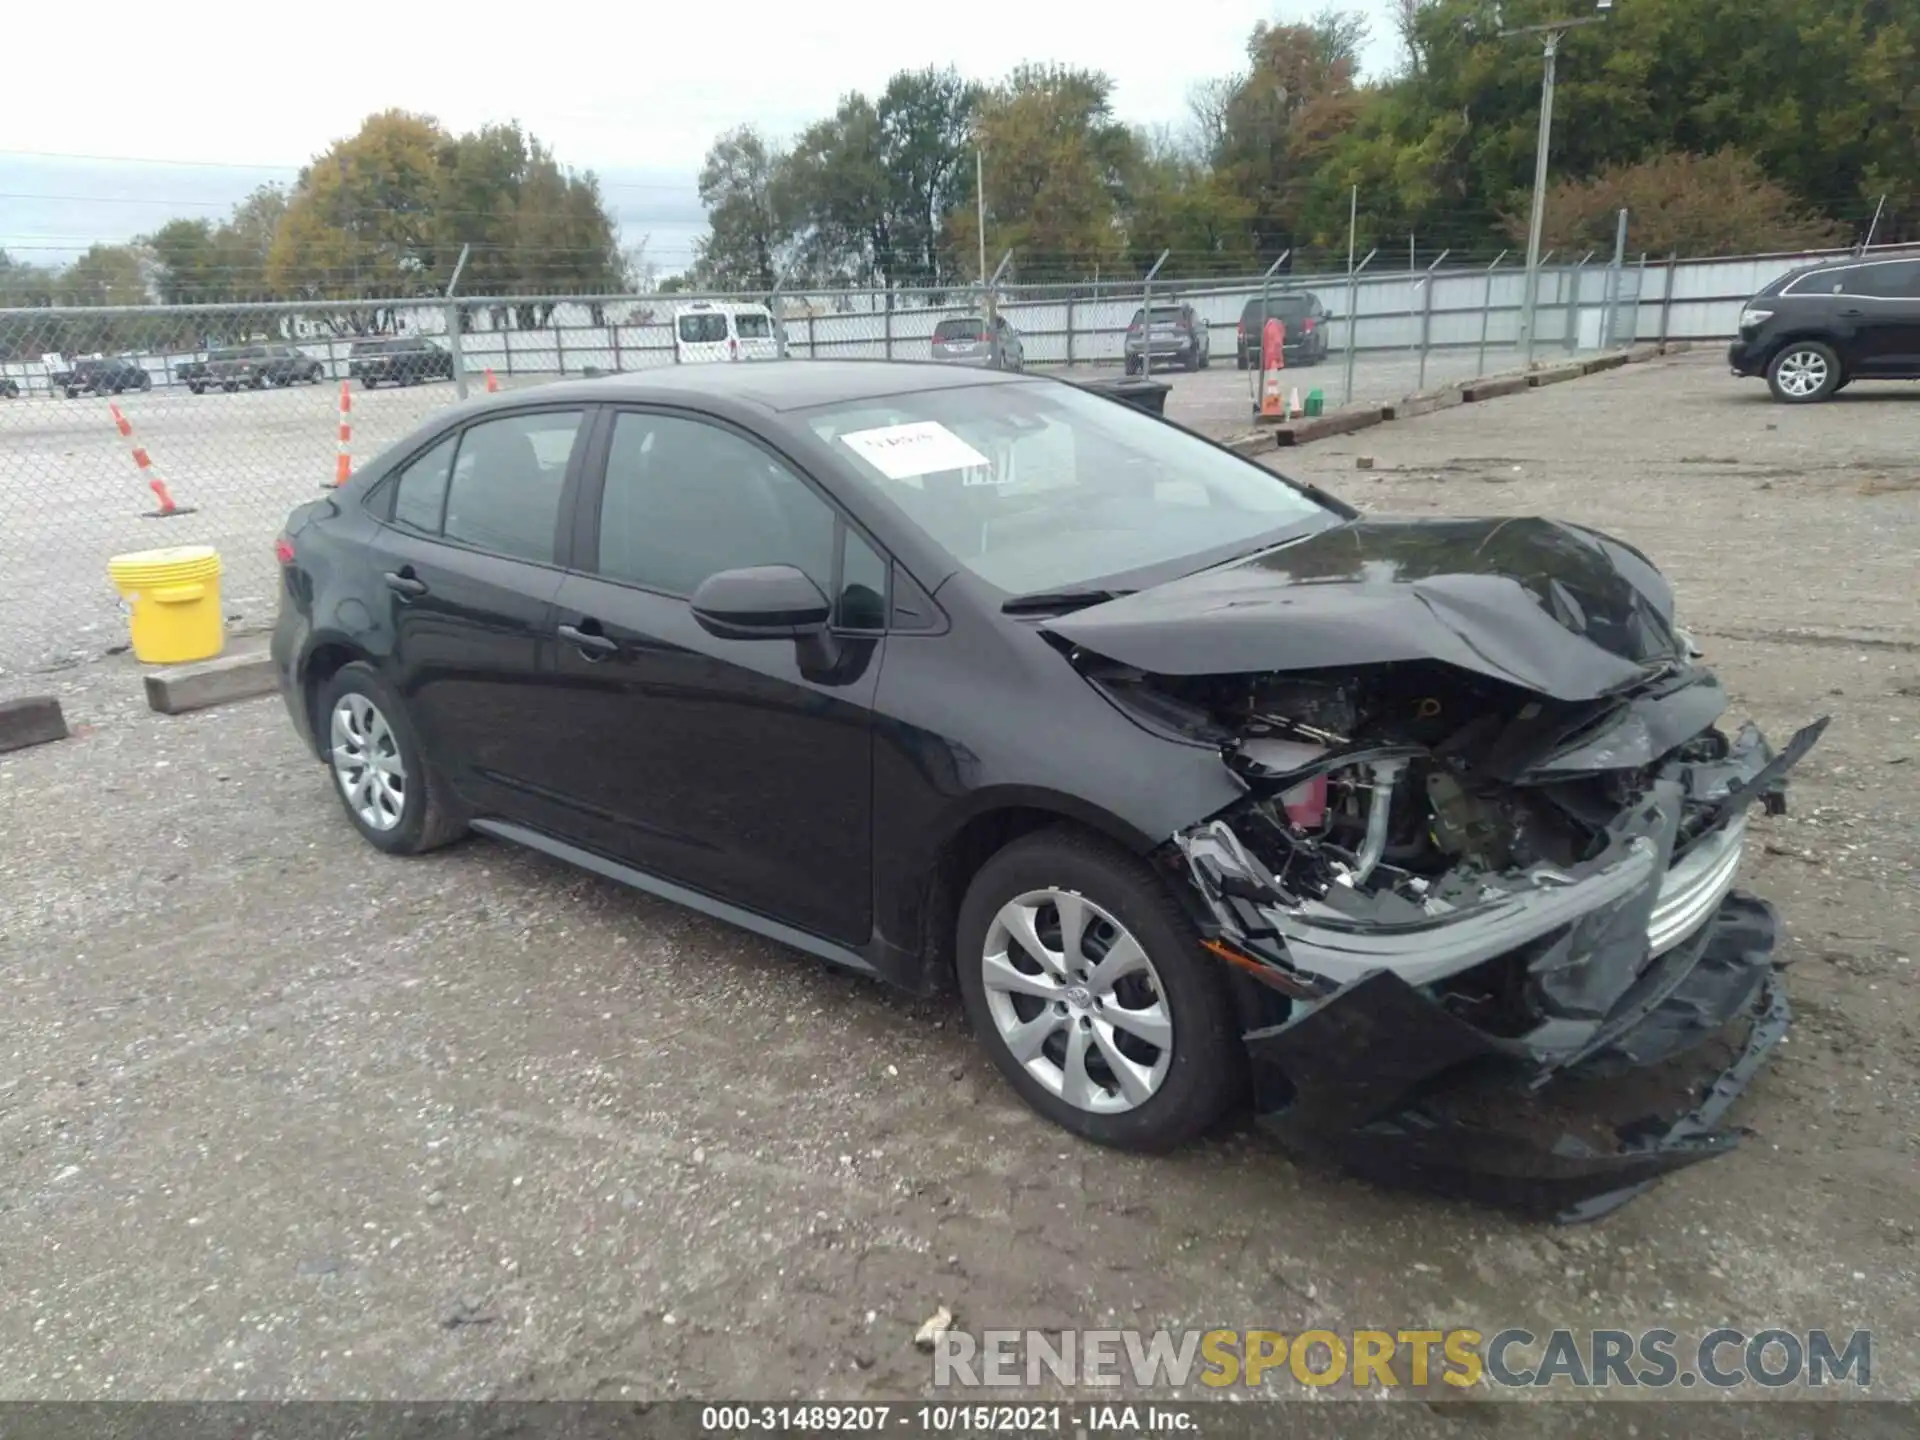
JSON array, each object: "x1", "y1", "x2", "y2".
[{"x1": 271, "y1": 361, "x2": 1821, "y2": 1218}]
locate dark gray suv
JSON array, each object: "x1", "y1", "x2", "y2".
[
  {"x1": 1728, "y1": 255, "x2": 1920, "y2": 403},
  {"x1": 1123, "y1": 302, "x2": 1210, "y2": 374}
]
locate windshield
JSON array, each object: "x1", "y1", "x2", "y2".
[
  {"x1": 934, "y1": 317, "x2": 986, "y2": 340},
  {"x1": 1244, "y1": 296, "x2": 1312, "y2": 320},
  {"x1": 804, "y1": 382, "x2": 1332, "y2": 595},
  {"x1": 1133, "y1": 306, "x2": 1186, "y2": 325}
]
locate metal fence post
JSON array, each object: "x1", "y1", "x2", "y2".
[
  {"x1": 884, "y1": 299, "x2": 893, "y2": 361},
  {"x1": 1564, "y1": 254, "x2": 1592, "y2": 353},
  {"x1": 444, "y1": 244, "x2": 471, "y2": 400},
  {"x1": 612, "y1": 316, "x2": 623, "y2": 372},
  {"x1": 1341, "y1": 248, "x2": 1376, "y2": 408},
  {"x1": 807, "y1": 313, "x2": 817, "y2": 358},
  {"x1": 554, "y1": 323, "x2": 566, "y2": 376},
  {"x1": 1631, "y1": 252, "x2": 1648, "y2": 346},
  {"x1": 1602, "y1": 208, "x2": 1628, "y2": 349},
  {"x1": 1658, "y1": 252, "x2": 1678, "y2": 348},
  {"x1": 503, "y1": 323, "x2": 514, "y2": 377},
  {"x1": 1065, "y1": 293, "x2": 1076, "y2": 367},
  {"x1": 1475, "y1": 251, "x2": 1506, "y2": 378},
  {"x1": 1416, "y1": 250, "x2": 1449, "y2": 392}
]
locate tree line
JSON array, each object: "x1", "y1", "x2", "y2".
[
  {"x1": 687, "y1": 0, "x2": 1916, "y2": 292},
  {"x1": 0, "y1": 111, "x2": 630, "y2": 340}
]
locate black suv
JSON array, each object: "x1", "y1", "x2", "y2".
[
  {"x1": 1729, "y1": 255, "x2": 1920, "y2": 403},
  {"x1": 53, "y1": 357, "x2": 151, "y2": 397},
  {"x1": 1236, "y1": 292, "x2": 1328, "y2": 369},
  {"x1": 1123, "y1": 302, "x2": 1211, "y2": 374},
  {"x1": 349, "y1": 337, "x2": 455, "y2": 389}
]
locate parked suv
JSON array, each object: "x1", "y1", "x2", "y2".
[
  {"x1": 1123, "y1": 302, "x2": 1210, "y2": 374},
  {"x1": 1237, "y1": 292, "x2": 1328, "y2": 369},
  {"x1": 1729, "y1": 255, "x2": 1920, "y2": 403},
  {"x1": 202, "y1": 344, "x2": 325, "y2": 392},
  {"x1": 931, "y1": 314, "x2": 1025, "y2": 370},
  {"x1": 349, "y1": 337, "x2": 455, "y2": 388},
  {"x1": 53, "y1": 357, "x2": 151, "y2": 397}
]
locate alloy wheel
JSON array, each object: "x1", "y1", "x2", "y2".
[
  {"x1": 980, "y1": 889, "x2": 1173, "y2": 1115},
  {"x1": 329, "y1": 694, "x2": 407, "y2": 831},
  {"x1": 1775, "y1": 348, "x2": 1828, "y2": 398}
]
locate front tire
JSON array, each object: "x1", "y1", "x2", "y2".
[
  {"x1": 1767, "y1": 341, "x2": 1841, "y2": 403},
  {"x1": 955, "y1": 827, "x2": 1241, "y2": 1153},
  {"x1": 317, "y1": 662, "x2": 465, "y2": 855}
]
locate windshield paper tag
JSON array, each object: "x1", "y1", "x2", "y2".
[{"x1": 839, "y1": 421, "x2": 991, "y2": 481}]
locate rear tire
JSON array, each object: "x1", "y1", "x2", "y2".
[
  {"x1": 955, "y1": 826, "x2": 1242, "y2": 1153},
  {"x1": 1766, "y1": 341, "x2": 1841, "y2": 403},
  {"x1": 317, "y1": 662, "x2": 466, "y2": 856}
]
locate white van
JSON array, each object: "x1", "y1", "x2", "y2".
[{"x1": 673, "y1": 301, "x2": 782, "y2": 364}]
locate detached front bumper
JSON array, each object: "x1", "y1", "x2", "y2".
[
  {"x1": 1244, "y1": 891, "x2": 1788, "y2": 1221},
  {"x1": 1178, "y1": 714, "x2": 1826, "y2": 1219}
]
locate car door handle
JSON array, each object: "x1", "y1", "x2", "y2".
[
  {"x1": 1838, "y1": 307, "x2": 1865, "y2": 317},
  {"x1": 383, "y1": 571, "x2": 428, "y2": 598},
  {"x1": 557, "y1": 622, "x2": 619, "y2": 658}
]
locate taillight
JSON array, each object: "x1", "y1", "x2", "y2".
[
  {"x1": 1303, "y1": 317, "x2": 1316, "y2": 332},
  {"x1": 274, "y1": 537, "x2": 296, "y2": 566},
  {"x1": 978, "y1": 331, "x2": 992, "y2": 342}
]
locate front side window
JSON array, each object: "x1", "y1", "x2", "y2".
[
  {"x1": 439, "y1": 410, "x2": 585, "y2": 564},
  {"x1": 734, "y1": 312, "x2": 773, "y2": 338},
  {"x1": 594, "y1": 412, "x2": 838, "y2": 601},
  {"x1": 805, "y1": 382, "x2": 1333, "y2": 596}
]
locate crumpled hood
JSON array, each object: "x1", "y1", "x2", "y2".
[{"x1": 1041, "y1": 516, "x2": 1684, "y2": 703}]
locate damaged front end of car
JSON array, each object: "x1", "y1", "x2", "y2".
[{"x1": 1046, "y1": 517, "x2": 1827, "y2": 1220}]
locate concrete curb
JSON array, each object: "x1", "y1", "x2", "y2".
[
  {"x1": 1270, "y1": 405, "x2": 1389, "y2": 448},
  {"x1": 1234, "y1": 342, "x2": 1690, "y2": 451},
  {"x1": 1384, "y1": 388, "x2": 1466, "y2": 421},
  {"x1": 0, "y1": 695, "x2": 69, "y2": 754},
  {"x1": 144, "y1": 650, "x2": 279, "y2": 716},
  {"x1": 1528, "y1": 363, "x2": 1586, "y2": 388},
  {"x1": 1461, "y1": 374, "x2": 1530, "y2": 403}
]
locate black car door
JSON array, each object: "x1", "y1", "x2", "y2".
[
  {"x1": 363, "y1": 404, "x2": 594, "y2": 826},
  {"x1": 1844, "y1": 260, "x2": 1920, "y2": 373},
  {"x1": 535, "y1": 407, "x2": 884, "y2": 946}
]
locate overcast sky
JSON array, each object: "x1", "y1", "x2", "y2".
[{"x1": 2, "y1": 0, "x2": 1406, "y2": 269}]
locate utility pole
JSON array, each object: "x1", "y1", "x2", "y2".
[
  {"x1": 1504, "y1": 6, "x2": 1611, "y2": 363},
  {"x1": 976, "y1": 148, "x2": 991, "y2": 326}
]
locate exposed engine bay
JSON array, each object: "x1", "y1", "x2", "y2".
[{"x1": 1081, "y1": 653, "x2": 1828, "y2": 1221}]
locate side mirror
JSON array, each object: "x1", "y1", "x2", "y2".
[{"x1": 690, "y1": 565, "x2": 831, "y2": 641}]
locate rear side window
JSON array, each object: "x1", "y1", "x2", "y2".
[
  {"x1": 442, "y1": 410, "x2": 586, "y2": 564},
  {"x1": 734, "y1": 312, "x2": 772, "y2": 338},
  {"x1": 1850, "y1": 261, "x2": 1920, "y2": 298},
  {"x1": 678, "y1": 313, "x2": 729, "y2": 343},
  {"x1": 392, "y1": 433, "x2": 458, "y2": 534}
]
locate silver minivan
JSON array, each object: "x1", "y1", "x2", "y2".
[{"x1": 931, "y1": 314, "x2": 1025, "y2": 370}]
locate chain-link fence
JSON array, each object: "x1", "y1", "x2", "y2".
[{"x1": 0, "y1": 239, "x2": 1860, "y2": 679}]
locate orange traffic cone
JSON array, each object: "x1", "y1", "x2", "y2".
[
  {"x1": 111, "y1": 402, "x2": 193, "y2": 517},
  {"x1": 1259, "y1": 365, "x2": 1284, "y2": 418},
  {"x1": 484, "y1": 368, "x2": 499, "y2": 394}
]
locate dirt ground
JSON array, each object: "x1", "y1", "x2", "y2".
[{"x1": 1, "y1": 353, "x2": 1915, "y2": 1419}]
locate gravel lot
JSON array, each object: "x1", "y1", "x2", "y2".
[
  {"x1": 1, "y1": 354, "x2": 1915, "y2": 1420},
  {"x1": 0, "y1": 346, "x2": 1551, "y2": 677}
]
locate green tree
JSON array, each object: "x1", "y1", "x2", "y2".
[
  {"x1": 1212, "y1": 14, "x2": 1372, "y2": 259},
  {"x1": 1122, "y1": 134, "x2": 1257, "y2": 276},
  {"x1": 877, "y1": 67, "x2": 981, "y2": 285},
  {"x1": 694, "y1": 126, "x2": 790, "y2": 292},
  {"x1": 1515, "y1": 149, "x2": 1846, "y2": 256},
  {"x1": 951, "y1": 64, "x2": 1136, "y2": 281},
  {"x1": 58, "y1": 243, "x2": 149, "y2": 306},
  {"x1": 149, "y1": 219, "x2": 223, "y2": 304}
]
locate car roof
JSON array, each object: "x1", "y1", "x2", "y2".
[{"x1": 512, "y1": 360, "x2": 1032, "y2": 414}]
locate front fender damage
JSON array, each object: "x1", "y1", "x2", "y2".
[{"x1": 1172, "y1": 710, "x2": 1829, "y2": 1222}]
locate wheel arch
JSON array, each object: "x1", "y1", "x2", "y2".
[{"x1": 903, "y1": 787, "x2": 1165, "y2": 995}]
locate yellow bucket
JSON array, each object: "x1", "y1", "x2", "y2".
[{"x1": 107, "y1": 545, "x2": 226, "y2": 665}]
